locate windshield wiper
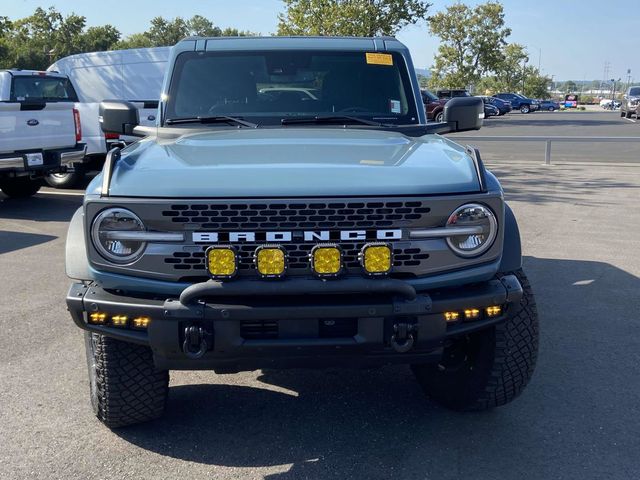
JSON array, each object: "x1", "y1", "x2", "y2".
[
  {"x1": 165, "y1": 115, "x2": 258, "y2": 128},
  {"x1": 281, "y1": 115, "x2": 393, "y2": 127}
]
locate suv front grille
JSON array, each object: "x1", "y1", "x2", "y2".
[{"x1": 161, "y1": 201, "x2": 431, "y2": 230}]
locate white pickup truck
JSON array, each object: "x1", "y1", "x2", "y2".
[{"x1": 0, "y1": 70, "x2": 86, "y2": 198}]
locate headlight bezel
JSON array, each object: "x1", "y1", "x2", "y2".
[
  {"x1": 445, "y1": 203, "x2": 498, "y2": 258},
  {"x1": 91, "y1": 207, "x2": 147, "y2": 264}
]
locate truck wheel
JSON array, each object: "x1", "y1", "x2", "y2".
[
  {"x1": 0, "y1": 177, "x2": 41, "y2": 198},
  {"x1": 625, "y1": 109, "x2": 632, "y2": 119},
  {"x1": 435, "y1": 111, "x2": 444, "y2": 123},
  {"x1": 85, "y1": 332, "x2": 169, "y2": 428},
  {"x1": 520, "y1": 105, "x2": 530, "y2": 114},
  {"x1": 45, "y1": 167, "x2": 85, "y2": 189},
  {"x1": 411, "y1": 269, "x2": 538, "y2": 411}
]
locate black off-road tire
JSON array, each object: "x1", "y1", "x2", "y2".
[
  {"x1": 85, "y1": 332, "x2": 169, "y2": 428},
  {"x1": 411, "y1": 269, "x2": 538, "y2": 411},
  {"x1": 625, "y1": 109, "x2": 632, "y2": 119},
  {"x1": 0, "y1": 177, "x2": 41, "y2": 198}
]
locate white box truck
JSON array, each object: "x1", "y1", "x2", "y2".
[{"x1": 47, "y1": 47, "x2": 169, "y2": 187}]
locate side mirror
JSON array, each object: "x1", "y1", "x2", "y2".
[
  {"x1": 99, "y1": 100, "x2": 139, "y2": 136},
  {"x1": 444, "y1": 97, "x2": 484, "y2": 132}
]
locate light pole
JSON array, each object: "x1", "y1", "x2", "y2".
[{"x1": 521, "y1": 58, "x2": 527, "y2": 93}]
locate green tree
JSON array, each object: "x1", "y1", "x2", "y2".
[
  {"x1": 277, "y1": 0, "x2": 431, "y2": 36},
  {"x1": 564, "y1": 80, "x2": 577, "y2": 93},
  {"x1": 427, "y1": 1, "x2": 511, "y2": 90},
  {"x1": 117, "y1": 15, "x2": 254, "y2": 49}
]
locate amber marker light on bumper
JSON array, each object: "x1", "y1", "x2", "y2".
[
  {"x1": 132, "y1": 316, "x2": 151, "y2": 329},
  {"x1": 486, "y1": 306, "x2": 502, "y2": 317},
  {"x1": 360, "y1": 243, "x2": 392, "y2": 276},
  {"x1": 444, "y1": 311, "x2": 460, "y2": 322},
  {"x1": 206, "y1": 246, "x2": 238, "y2": 280},
  {"x1": 89, "y1": 312, "x2": 107, "y2": 325},
  {"x1": 255, "y1": 245, "x2": 287, "y2": 278},
  {"x1": 464, "y1": 308, "x2": 481, "y2": 320},
  {"x1": 111, "y1": 315, "x2": 128, "y2": 327},
  {"x1": 310, "y1": 245, "x2": 342, "y2": 277}
]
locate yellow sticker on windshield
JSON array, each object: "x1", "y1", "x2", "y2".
[{"x1": 366, "y1": 53, "x2": 393, "y2": 66}]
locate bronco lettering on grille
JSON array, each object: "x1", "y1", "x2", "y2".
[{"x1": 192, "y1": 229, "x2": 402, "y2": 243}]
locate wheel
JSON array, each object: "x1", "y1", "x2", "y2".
[
  {"x1": 434, "y1": 111, "x2": 444, "y2": 123},
  {"x1": 548, "y1": 106, "x2": 555, "y2": 112},
  {"x1": 625, "y1": 109, "x2": 632, "y2": 119},
  {"x1": 44, "y1": 166, "x2": 85, "y2": 189},
  {"x1": 85, "y1": 332, "x2": 169, "y2": 428},
  {"x1": 412, "y1": 269, "x2": 538, "y2": 411},
  {"x1": 0, "y1": 177, "x2": 41, "y2": 198},
  {"x1": 520, "y1": 105, "x2": 530, "y2": 114},
  {"x1": 620, "y1": 109, "x2": 626, "y2": 117}
]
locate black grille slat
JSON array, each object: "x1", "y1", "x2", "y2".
[{"x1": 161, "y1": 201, "x2": 431, "y2": 230}]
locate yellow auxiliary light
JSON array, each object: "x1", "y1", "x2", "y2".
[
  {"x1": 206, "y1": 245, "x2": 238, "y2": 279},
  {"x1": 444, "y1": 311, "x2": 460, "y2": 322},
  {"x1": 132, "y1": 316, "x2": 151, "y2": 329},
  {"x1": 311, "y1": 245, "x2": 342, "y2": 277},
  {"x1": 89, "y1": 312, "x2": 107, "y2": 325},
  {"x1": 360, "y1": 243, "x2": 393, "y2": 276},
  {"x1": 255, "y1": 245, "x2": 287, "y2": 278},
  {"x1": 464, "y1": 308, "x2": 481, "y2": 320},
  {"x1": 111, "y1": 315, "x2": 128, "y2": 327},
  {"x1": 486, "y1": 306, "x2": 502, "y2": 317}
]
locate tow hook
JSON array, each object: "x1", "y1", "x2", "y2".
[
  {"x1": 182, "y1": 325, "x2": 210, "y2": 359},
  {"x1": 390, "y1": 323, "x2": 417, "y2": 353}
]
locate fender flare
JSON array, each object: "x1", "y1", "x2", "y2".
[
  {"x1": 66, "y1": 207, "x2": 92, "y2": 281},
  {"x1": 499, "y1": 203, "x2": 522, "y2": 273}
]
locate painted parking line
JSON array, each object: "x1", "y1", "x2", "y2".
[
  {"x1": 624, "y1": 117, "x2": 637, "y2": 123},
  {"x1": 37, "y1": 190, "x2": 85, "y2": 197}
]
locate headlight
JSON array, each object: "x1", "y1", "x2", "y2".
[
  {"x1": 445, "y1": 204, "x2": 498, "y2": 257},
  {"x1": 91, "y1": 208, "x2": 146, "y2": 263}
]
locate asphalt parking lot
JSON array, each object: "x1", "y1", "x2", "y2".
[
  {"x1": 451, "y1": 110, "x2": 640, "y2": 163},
  {"x1": 1, "y1": 112, "x2": 639, "y2": 479}
]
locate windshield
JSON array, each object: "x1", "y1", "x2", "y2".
[
  {"x1": 165, "y1": 50, "x2": 419, "y2": 126},
  {"x1": 422, "y1": 90, "x2": 438, "y2": 102},
  {"x1": 10, "y1": 75, "x2": 78, "y2": 102},
  {"x1": 629, "y1": 87, "x2": 640, "y2": 97}
]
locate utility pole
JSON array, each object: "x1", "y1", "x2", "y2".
[{"x1": 521, "y1": 58, "x2": 527, "y2": 93}]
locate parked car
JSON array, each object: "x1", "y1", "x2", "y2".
[
  {"x1": 480, "y1": 96, "x2": 512, "y2": 115},
  {"x1": 483, "y1": 102, "x2": 500, "y2": 118},
  {"x1": 421, "y1": 89, "x2": 447, "y2": 122},
  {"x1": 66, "y1": 35, "x2": 538, "y2": 428},
  {"x1": 436, "y1": 88, "x2": 470, "y2": 100},
  {"x1": 46, "y1": 47, "x2": 170, "y2": 187},
  {"x1": 621, "y1": 86, "x2": 640, "y2": 119},
  {"x1": 493, "y1": 93, "x2": 539, "y2": 113},
  {"x1": 538, "y1": 100, "x2": 561, "y2": 111},
  {"x1": 0, "y1": 69, "x2": 86, "y2": 198}
]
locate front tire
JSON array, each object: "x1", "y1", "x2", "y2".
[
  {"x1": 0, "y1": 177, "x2": 41, "y2": 198},
  {"x1": 548, "y1": 106, "x2": 555, "y2": 112},
  {"x1": 85, "y1": 332, "x2": 169, "y2": 428},
  {"x1": 412, "y1": 269, "x2": 538, "y2": 411},
  {"x1": 520, "y1": 105, "x2": 530, "y2": 113},
  {"x1": 434, "y1": 111, "x2": 444, "y2": 123}
]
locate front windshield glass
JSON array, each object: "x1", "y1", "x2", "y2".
[
  {"x1": 629, "y1": 87, "x2": 640, "y2": 97},
  {"x1": 165, "y1": 50, "x2": 419, "y2": 125}
]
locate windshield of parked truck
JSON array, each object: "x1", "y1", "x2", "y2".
[
  {"x1": 10, "y1": 75, "x2": 78, "y2": 102},
  {"x1": 165, "y1": 50, "x2": 419, "y2": 125},
  {"x1": 629, "y1": 87, "x2": 640, "y2": 97}
]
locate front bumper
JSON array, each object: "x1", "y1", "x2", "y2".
[
  {"x1": 0, "y1": 143, "x2": 86, "y2": 175},
  {"x1": 67, "y1": 275, "x2": 523, "y2": 372}
]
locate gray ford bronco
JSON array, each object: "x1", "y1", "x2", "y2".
[{"x1": 66, "y1": 36, "x2": 538, "y2": 428}]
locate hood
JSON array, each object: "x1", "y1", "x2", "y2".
[{"x1": 102, "y1": 128, "x2": 481, "y2": 198}]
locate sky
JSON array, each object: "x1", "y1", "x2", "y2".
[{"x1": 2, "y1": 0, "x2": 637, "y2": 81}]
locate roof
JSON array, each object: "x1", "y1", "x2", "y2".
[{"x1": 0, "y1": 69, "x2": 67, "y2": 78}]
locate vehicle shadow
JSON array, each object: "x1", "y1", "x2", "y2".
[
  {"x1": 0, "y1": 192, "x2": 81, "y2": 222},
  {"x1": 0, "y1": 230, "x2": 58, "y2": 254},
  {"x1": 113, "y1": 255, "x2": 640, "y2": 479}
]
